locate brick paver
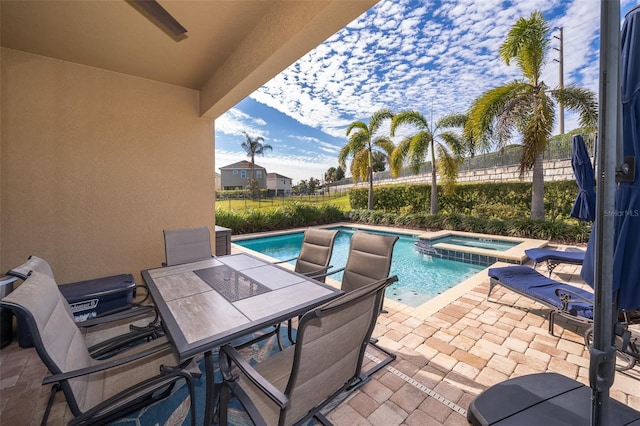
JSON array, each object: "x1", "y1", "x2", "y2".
[{"x1": 2, "y1": 257, "x2": 638, "y2": 426}]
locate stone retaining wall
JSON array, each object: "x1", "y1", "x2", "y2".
[{"x1": 331, "y1": 158, "x2": 577, "y2": 192}]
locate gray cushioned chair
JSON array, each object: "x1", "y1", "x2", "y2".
[
  {"x1": 316, "y1": 231, "x2": 399, "y2": 377},
  {"x1": 218, "y1": 275, "x2": 397, "y2": 426},
  {"x1": 0, "y1": 271, "x2": 195, "y2": 425},
  {"x1": 275, "y1": 228, "x2": 339, "y2": 282},
  {"x1": 163, "y1": 226, "x2": 213, "y2": 266},
  {"x1": 7, "y1": 255, "x2": 161, "y2": 358},
  {"x1": 263, "y1": 228, "x2": 339, "y2": 348}
]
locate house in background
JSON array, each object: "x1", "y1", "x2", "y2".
[
  {"x1": 220, "y1": 161, "x2": 267, "y2": 190},
  {"x1": 214, "y1": 173, "x2": 222, "y2": 191},
  {"x1": 267, "y1": 173, "x2": 293, "y2": 196}
]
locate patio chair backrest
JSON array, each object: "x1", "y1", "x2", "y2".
[
  {"x1": 6, "y1": 255, "x2": 76, "y2": 320},
  {"x1": 294, "y1": 228, "x2": 338, "y2": 282},
  {"x1": 282, "y1": 276, "x2": 393, "y2": 425},
  {"x1": 163, "y1": 226, "x2": 212, "y2": 266},
  {"x1": 340, "y1": 231, "x2": 398, "y2": 293},
  {"x1": 7, "y1": 254, "x2": 55, "y2": 280},
  {"x1": 0, "y1": 271, "x2": 94, "y2": 414}
]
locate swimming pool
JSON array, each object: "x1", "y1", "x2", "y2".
[
  {"x1": 234, "y1": 227, "x2": 485, "y2": 308},
  {"x1": 429, "y1": 235, "x2": 519, "y2": 251}
]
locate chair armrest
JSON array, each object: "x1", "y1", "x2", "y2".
[
  {"x1": 554, "y1": 288, "x2": 594, "y2": 311},
  {"x1": 78, "y1": 304, "x2": 157, "y2": 328},
  {"x1": 311, "y1": 267, "x2": 345, "y2": 281},
  {"x1": 273, "y1": 256, "x2": 298, "y2": 264},
  {"x1": 42, "y1": 341, "x2": 176, "y2": 385},
  {"x1": 304, "y1": 265, "x2": 333, "y2": 279},
  {"x1": 219, "y1": 344, "x2": 289, "y2": 409}
]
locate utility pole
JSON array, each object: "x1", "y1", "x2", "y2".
[{"x1": 554, "y1": 27, "x2": 565, "y2": 134}]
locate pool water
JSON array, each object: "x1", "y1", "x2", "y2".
[
  {"x1": 429, "y1": 235, "x2": 518, "y2": 251},
  {"x1": 235, "y1": 227, "x2": 485, "y2": 308}
]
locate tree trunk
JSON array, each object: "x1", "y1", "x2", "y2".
[
  {"x1": 430, "y1": 168, "x2": 438, "y2": 215},
  {"x1": 430, "y1": 142, "x2": 438, "y2": 215},
  {"x1": 367, "y1": 165, "x2": 374, "y2": 210},
  {"x1": 530, "y1": 152, "x2": 545, "y2": 219}
]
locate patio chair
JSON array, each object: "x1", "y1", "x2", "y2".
[
  {"x1": 488, "y1": 265, "x2": 594, "y2": 335},
  {"x1": 218, "y1": 275, "x2": 397, "y2": 426},
  {"x1": 7, "y1": 255, "x2": 161, "y2": 357},
  {"x1": 274, "y1": 228, "x2": 339, "y2": 282},
  {"x1": 525, "y1": 248, "x2": 586, "y2": 277},
  {"x1": 0, "y1": 271, "x2": 196, "y2": 426},
  {"x1": 236, "y1": 229, "x2": 339, "y2": 351},
  {"x1": 315, "y1": 231, "x2": 399, "y2": 377},
  {"x1": 163, "y1": 225, "x2": 213, "y2": 266}
]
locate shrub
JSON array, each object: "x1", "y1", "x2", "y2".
[{"x1": 215, "y1": 204, "x2": 346, "y2": 234}]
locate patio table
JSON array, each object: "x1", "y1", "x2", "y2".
[{"x1": 142, "y1": 252, "x2": 343, "y2": 425}]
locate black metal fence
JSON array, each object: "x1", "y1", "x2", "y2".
[{"x1": 327, "y1": 133, "x2": 596, "y2": 187}]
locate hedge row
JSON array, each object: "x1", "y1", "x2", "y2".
[
  {"x1": 347, "y1": 209, "x2": 591, "y2": 243},
  {"x1": 215, "y1": 202, "x2": 345, "y2": 234},
  {"x1": 348, "y1": 181, "x2": 579, "y2": 220}
]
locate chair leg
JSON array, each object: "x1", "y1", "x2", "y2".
[
  {"x1": 219, "y1": 383, "x2": 229, "y2": 426},
  {"x1": 548, "y1": 311, "x2": 557, "y2": 336},
  {"x1": 364, "y1": 339, "x2": 396, "y2": 377},
  {"x1": 41, "y1": 384, "x2": 60, "y2": 426},
  {"x1": 314, "y1": 412, "x2": 334, "y2": 425}
]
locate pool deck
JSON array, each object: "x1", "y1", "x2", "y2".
[{"x1": 2, "y1": 226, "x2": 639, "y2": 424}]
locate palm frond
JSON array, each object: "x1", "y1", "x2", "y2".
[
  {"x1": 352, "y1": 150, "x2": 370, "y2": 182},
  {"x1": 391, "y1": 110, "x2": 429, "y2": 136},
  {"x1": 551, "y1": 86, "x2": 598, "y2": 130},
  {"x1": 345, "y1": 121, "x2": 368, "y2": 137},
  {"x1": 499, "y1": 11, "x2": 549, "y2": 83},
  {"x1": 390, "y1": 137, "x2": 411, "y2": 177},
  {"x1": 520, "y1": 93, "x2": 554, "y2": 171},
  {"x1": 369, "y1": 108, "x2": 394, "y2": 135},
  {"x1": 465, "y1": 82, "x2": 528, "y2": 149}
]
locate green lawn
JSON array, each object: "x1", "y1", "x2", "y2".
[{"x1": 215, "y1": 193, "x2": 351, "y2": 212}]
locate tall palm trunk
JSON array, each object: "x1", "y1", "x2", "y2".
[
  {"x1": 430, "y1": 139, "x2": 438, "y2": 214},
  {"x1": 367, "y1": 166, "x2": 374, "y2": 210},
  {"x1": 367, "y1": 148, "x2": 374, "y2": 210},
  {"x1": 530, "y1": 152, "x2": 545, "y2": 219}
]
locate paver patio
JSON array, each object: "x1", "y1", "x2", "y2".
[{"x1": 1, "y1": 254, "x2": 639, "y2": 425}]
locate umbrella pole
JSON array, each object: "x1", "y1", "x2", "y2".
[{"x1": 590, "y1": 1, "x2": 621, "y2": 424}]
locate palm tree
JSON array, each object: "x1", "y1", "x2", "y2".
[
  {"x1": 390, "y1": 111, "x2": 468, "y2": 214},
  {"x1": 339, "y1": 108, "x2": 395, "y2": 210},
  {"x1": 465, "y1": 11, "x2": 597, "y2": 219},
  {"x1": 240, "y1": 132, "x2": 272, "y2": 197}
]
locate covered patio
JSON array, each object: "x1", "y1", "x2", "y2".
[{"x1": 1, "y1": 258, "x2": 638, "y2": 424}]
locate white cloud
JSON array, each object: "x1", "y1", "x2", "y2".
[
  {"x1": 218, "y1": 0, "x2": 614, "y2": 181},
  {"x1": 215, "y1": 108, "x2": 268, "y2": 138}
]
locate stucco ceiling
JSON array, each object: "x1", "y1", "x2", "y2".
[{"x1": 1, "y1": 0, "x2": 377, "y2": 118}]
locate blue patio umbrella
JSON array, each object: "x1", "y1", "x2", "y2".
[
  {"x1": 582, "y1": 5, "x2": 640, "y2": 311},
  {"x1": 612, "y1": 5, "x2": 640, "y2": 311},
  {"x1": 569, "y1": 134, "x2": 596, "y2": 222}
]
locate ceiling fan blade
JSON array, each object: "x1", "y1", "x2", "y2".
[{"x1": 129, "y1": 0, "x2": 187, "y2": 37}]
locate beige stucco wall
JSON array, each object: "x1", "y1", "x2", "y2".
[{"x1": 1, "y1": 48, "x2": 215, "y2": 283}]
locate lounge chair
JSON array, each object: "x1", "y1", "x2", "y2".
[
  {"x1": 163, "y1": 225, "x2": 213, "y2": 266},
  {"x1": 488, "y1": 265, "x2": 594, "y2": 335},
  {"x1": 525, "y1": 248, "x2": 585, "y2": 277},
  {"x1": 218, "y1": 276, "x2": 397, "y2": 426},
  {"x1": 7, "y1": 255, "x2": 161, "y2": 355},
  {"x1": 316, "y1": 231, "x2": 399, "y2": 377},
  {"x1": 0, "y1": 271, "x2": 196, "y2": 425}
]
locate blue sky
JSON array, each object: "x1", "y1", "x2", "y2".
[{"x1": 215, "y1": 0, "x2": 636, "y2": 184}]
